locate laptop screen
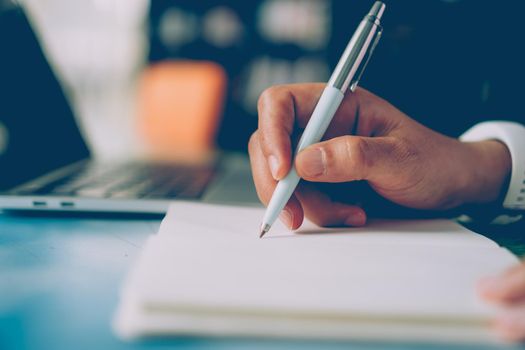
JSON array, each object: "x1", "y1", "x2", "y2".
[{"x1": 0, "y1": 5, "x2": 90, "y2": 191}]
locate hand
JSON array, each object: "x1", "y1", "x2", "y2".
[
  {"x1": 248, "y1": 83, "x2": 511, "y2": 229},
  {"x1": 479, "y1": 262, "x2": 525, "y2": 341}
]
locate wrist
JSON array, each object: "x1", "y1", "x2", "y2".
[{"x1": 460, "y1": 140, "x2": 512, "y2": 205}]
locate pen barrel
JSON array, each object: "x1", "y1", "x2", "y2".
[
  {"x1": 262, "y1": 87, "x2": 344, "y2": 228},
  {"x1": 295, "y1": 86, "x2": 345, "y2": 153},
  {"x1": 327, "y1": 5, "x2": 383, "y2": 93},
  {"x1": 262, "y1": 2, "x2": 385, "y2": 232},
  {"x1": 263, "y1": 167, "x2": 301, "y2": 227}
]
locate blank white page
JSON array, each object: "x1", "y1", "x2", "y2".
[{"x1": 127, "y1": 202, "x2": 517, "y2": 323}]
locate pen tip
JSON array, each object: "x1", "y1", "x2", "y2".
[{"x1": 259, "y1": 223, "x2": 271, "y2": 238}]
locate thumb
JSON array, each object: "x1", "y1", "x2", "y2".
[{"x1": 295, "y1": 135, "x2": 402, "y2": 183}]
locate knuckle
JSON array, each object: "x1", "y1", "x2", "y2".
[
  {"x1": 393, "y1": 138, "x2": 419, "y2": 164},
  {"x1": 314, "y1": 144, "x2": 333, "y2": 176},
  {"x1": 257, "y1": 85, "x2": 282, "y2": 111},
  {"x1": 345, "y1": 137, "x2": 370, "y2": 171}
]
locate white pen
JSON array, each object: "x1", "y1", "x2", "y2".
[{"x1": 259, "y1": 1, "x2": 385, "y2": 238}]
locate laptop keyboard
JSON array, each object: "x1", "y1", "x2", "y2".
[{"x1": 28, "y1": 162, "x2": 216, "y2": 200}]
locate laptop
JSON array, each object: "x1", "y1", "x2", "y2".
[{"x1": 0, "y1": 4, "x2": 257, "y2": 214}]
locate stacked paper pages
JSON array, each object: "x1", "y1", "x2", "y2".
[{"x1": 114, "y1": 202, "x2": 517, "y2": 344}]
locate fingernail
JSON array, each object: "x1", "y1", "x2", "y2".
[
  {"x1": 345, "y1": 211, "x2": 366, "y2": 226},
  {"x1": 279, "y1": 208, "x2": 293, "y2": 229},
  {"x1": 299, "y1": 148, "x2": 325, "y2": 177},
  {"x1": 268, "y1": 155, "x2": 279, "y2": 180}
]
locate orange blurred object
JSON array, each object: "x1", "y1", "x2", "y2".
[{"x1": 137, "y1": 61, "x2": 227, "y2": 162}]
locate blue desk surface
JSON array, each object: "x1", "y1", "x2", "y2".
[{"x1": 0, "y1": 212, "x2": 522, "y2": 350}]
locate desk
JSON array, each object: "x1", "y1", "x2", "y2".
[{"x1": 0, "y1": 212, "x2": 522, "y2": 350}]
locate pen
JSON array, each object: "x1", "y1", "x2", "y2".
[{"x1": 259, "y1": 1, "x2": 385, "y2": 238}]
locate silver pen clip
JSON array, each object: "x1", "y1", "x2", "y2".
[{"x1": 349, "y1": 25, "x2": 382, "y2": 92}]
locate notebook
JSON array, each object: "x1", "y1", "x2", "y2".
[{"x1": 113, "y1": 202, "x2": 518, "y2": 344}]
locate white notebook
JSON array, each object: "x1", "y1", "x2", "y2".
[{"x1": 113, "y1": 202, "x2": 518, "y2": 344}]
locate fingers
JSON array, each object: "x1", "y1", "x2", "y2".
[
  {"x1": 478, "y1": 263, "x2": 525, "y2": 342},
  {"x1": 295, "y1": 183, "x2": 367, "y2": 227},
  {"x1": 257, "y1": 86, "x2": 297, "y2": 180},
  {"x1": 253, "y1": 83, "x2": 398, "y2": 229},
  {"x1": 248, "y1": 131, "x2": 304, "y2": 229},
  {"x1": 295, "y1": 135, "x2": 404, "y2": 183},
  {"x1": 492, "y1": 305, "x2": 525, "y2": 342},
  {"x1": 257, "y1": 84, "x2": 364, "y2": 181},
  {"x1": 479, "y1": 264, "x2": 525, "y2": 304},
  {"x1": 249, "y1": 131, "x2": 367, "y2": 229}
]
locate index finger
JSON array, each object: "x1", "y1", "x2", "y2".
[{"x1": 257, "y1": 83, "x2": 362, "y2": 180}]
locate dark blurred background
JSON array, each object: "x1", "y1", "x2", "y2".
[
  {"x1": 147, "y1": 0, "x2": 525, "y2": 152},
  {"x1": 2, "y1": 0, "x2": 524, "y2": 160}
]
